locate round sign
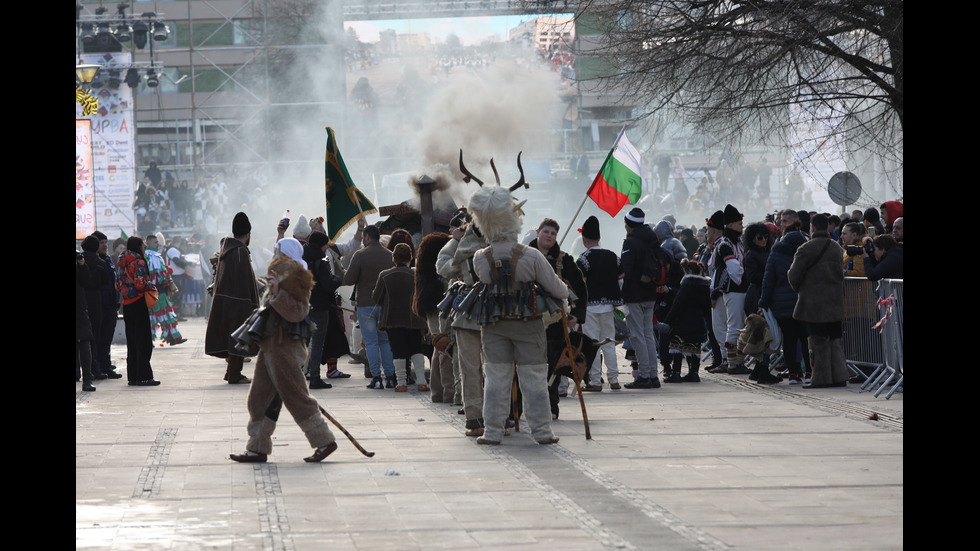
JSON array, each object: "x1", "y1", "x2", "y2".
[{"x1": 827, "y1": 171, "x2": 862, "y2": 206}]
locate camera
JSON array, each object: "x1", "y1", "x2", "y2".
[
  {"x1": 846, "y1": 243, "x2": 873, "y2": 257},
  {"x1": 76, "y1": 250, "x2": 84, "y2": 261}
]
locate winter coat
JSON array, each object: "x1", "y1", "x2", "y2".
[
  {"x1": 863, "y1": 246, "x2": 903, "y2": 281},
  {"x1": 342, "y1": 241, "x2": 393, "y2": 307},
  {"x1": 788, "y1": 231, "x2": 845, "y2": 323},
  {"x1": 620, "y1": 224, "x2": 661, "y2": 303},
  {"x1": 205, "y1": 237, "x2": 260, "y2": 358},
  {"x1": 742, "y1": 244, "x2": 769, "y2": 315},
  {"x1": 115, "y1": 250, "x2": 153, "y2": 305},
  {"x1": 759, "y1": 231, "x2": 807, "y2": 320},
  {"x1": 575, "y1": 247, "x2": 622, "y2": 307},
  {"x1": 665, "y1": 274, "x2": 711, "y2": 340},
  {"x1": 76, "y1": 263, "x2": 94, "y2": 342},
  {"x1": 373, "y1": 265, "x2": 425, "y2": 331},
  {"x1": 303, "y1": 243, "x2": 343, "y2": 311}
]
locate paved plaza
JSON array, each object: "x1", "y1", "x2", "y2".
[{"x1": 76, "y1": 317, "x2": 903, "y2": 550}]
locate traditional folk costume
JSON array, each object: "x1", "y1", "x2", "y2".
[
  {"x1": 230, "y1": 240, "x2": 338, "y2": 463},
  {"x1": 146, "y1": 246, "x2": 183, "y2": 345},
  {"x1": 462, "y1": 154, "x2": 570, "y2": 445}
]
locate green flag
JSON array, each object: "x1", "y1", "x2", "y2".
[{"x1": 324, "y1": 126, "x2": 377, "y2": 241}]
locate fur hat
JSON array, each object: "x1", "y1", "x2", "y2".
[
  {"x1": 91, "y1": 231, "x2": 107, "y2": 242},
  {"x1": 308, "y1": 230, "x2": 330, "y2": 250},
  {"x1": 723, "y1": 204, "x2": 743, "y2": 224},
  {"x1": 274, "y1": 238, "x2": 307, "y2": 269},
  {"x1": 706, "y1": 210, "x2": 725, "y2": 229},
  {"x1": 232, "y1": 212, "x2": 251, "y2": 236},
  {"x1": 293, "y1": 215, "x2": 312, "y2": 240},
  {"x1": 81, "y1": 235, "x2": 100, "y2": 252},
  {"x1": 467, "y1": 186, "x2": 523, "y2": 243},
  {"x1": 625, "y1": 207, "x2": 645, "y2": 228},
  {"x1": 581, "y1": 215, "x2": 600, "y2": 240}
]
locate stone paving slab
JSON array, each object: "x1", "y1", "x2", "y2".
[{"x1": 77, "y1": 317, "x2": 902, "y2": 550}]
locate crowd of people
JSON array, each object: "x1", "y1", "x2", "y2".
[{"x1": 77, "y1": 186, "x2": 903, "y2": 461}]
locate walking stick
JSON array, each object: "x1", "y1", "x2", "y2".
[
  {"x1": 561, "y1": 306, "x2": 592, "y2": 440},
  {"x1": 317, "y1": 404, "x2": 376, "y2": 457},
  {"x1": 511, "y1": 361, "x2": 520, "y2": 432}
]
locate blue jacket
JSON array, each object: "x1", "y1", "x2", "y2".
[{"x1": 759, "y1": 231, "x2": 807, "y2": 319}]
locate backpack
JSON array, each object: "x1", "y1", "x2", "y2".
[{"x1": 638, "y1": 240, "x2": 672, "y2": 289}]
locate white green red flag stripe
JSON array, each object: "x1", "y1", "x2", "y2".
[{"x1": 586, "y1": 134, "x2": 644, "y2": 217}]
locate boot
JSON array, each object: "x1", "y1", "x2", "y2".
[
  {"x1": 682, "y1": 355, "x2": 701, "y2": 382},
  {"x1": 411, "y1": 353, "x2": 429, "y2": 391},
  {"x1": 393, "y1": 359, "x2": 408, "y2": 392},
  {"x1": 751, "y1": 360, "x2": 782, "y2": 384},
  {"x1": 664, "y1": 354, "x2": 683, "y2": 383},
  {"x1": 829, "y1": 337, "x2": 849, "y2": 385},
  {"x1": 804, "y1": 335, "x2": 833, "y2": 388},
  {"x1": 725, "y1": 342, "x2": 751, "y2": 374},
  {"x1": 464, "y1": 418, "x2": 485, "y2": 437}
]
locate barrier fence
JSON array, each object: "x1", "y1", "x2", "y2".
[{"x1": 844, "y1": 277, "x2": 903, "y2": 399}]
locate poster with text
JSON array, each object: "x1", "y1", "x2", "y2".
[
  {"x1": 76, "y1": 119, "x2": 95, "y2": 240},
  {"x1": 75, "y1": 52, "x2": 137, "y2": 239}
]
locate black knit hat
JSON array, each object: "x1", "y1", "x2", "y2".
[
  {"x1": 81, "y1": 235, "x2": 100, "y2": 252},
  {"x1": 232, "y1": 212, "x2": 251, "y2": 236},
  {"x1": 581, "y1": 216, "x2": 600, "y2": 240},
  {"x1": 91, "y1": 231, "x2": 107, "y2": 242},
  {"x1": 706, "y1": 210, "x2": 725, "y2": 229},
  {"x1": 723, "y1": 204, "x2": 743, "y2": 224},
  {"x1": 308, "y1": 230, "x2": 330, "y2": 250},
  {"x1": 624, "y1": 207, "x2": 645, "y2": 228}
]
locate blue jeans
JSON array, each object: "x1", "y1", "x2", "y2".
[
  {"x1": 356, "y1": 306, "x2": 394, "y2": 378},
  {"x1": 625, "y1": 302, "x2": 658, "y2": 379}
]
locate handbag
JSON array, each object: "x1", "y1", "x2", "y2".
[{"x1": 144, "y1": 288, "x2": 159, "y2": 308}]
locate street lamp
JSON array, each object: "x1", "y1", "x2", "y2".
[{"x1": 76, "y1": 64, "x2": 101, "y2": 85}]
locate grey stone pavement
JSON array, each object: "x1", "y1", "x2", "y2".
[{"x1": 76, "y1": 317, "x2": 903, "y2": 550}]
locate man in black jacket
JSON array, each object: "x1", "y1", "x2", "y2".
[
  {"x1": 621, "y1": 208, "x2": 663, "y2": 389},
  {"x1": 303, "y1": 231, "x2": 344, "y2": 389},
  {"x1": 576, "y1": 216, "x2": 623, "y2": 391}
]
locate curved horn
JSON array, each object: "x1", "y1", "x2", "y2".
[
  {"x1": 459, "y1": 149, "x2": 484, "y2": 187},
  {"x1": 489, "y1": 158, "x2": 501, "y2": 186},
  {"x1": 509, "y1": 151, "x2": 528, "y2": 192}
]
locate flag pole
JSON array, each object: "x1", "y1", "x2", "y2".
[{"x1": 558, "y1": 124, "x2": 629, "y2": 247}]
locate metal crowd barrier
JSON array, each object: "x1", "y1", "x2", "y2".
[
  {"x1": 842, "y1": 278, "x2": 884, "y2": 381},
  {"x1": 843, "y1": 277, "x2": 903, "y2": 399},
  {"x1": 867, "y1": 279, "x2": 903, "y2": 398}
]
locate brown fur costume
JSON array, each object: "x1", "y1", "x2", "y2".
[{"x1": 243, "y1": 256, "x2": 336, "y2": 456}]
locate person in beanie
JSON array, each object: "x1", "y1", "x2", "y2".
[
  {"x1": 576, "y1": 215, "x2": 623, "y2": 390},
  {"x1": 706, "y1": 204, "x2": 751, "y2": 375},
  {"x1": 621, "y1": 208, "x2": 663, "y2": 389},
  {"x1": 292, "y1": 215, "x2": 312, "y2": 244},
  {"x1": 229, "y1": 238, "x2": 340, "y2": 463},
  {"x1": 373, "y1": 243, "x2": 428, "y2": 392},
  {"x1": 205, "y1": 212, "x2": 260, "y2": 384}
]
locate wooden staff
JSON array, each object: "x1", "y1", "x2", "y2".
[
  {"x1": 511, "y1": 361, "x2": 520, "y2": 432},
  {"x1": 561, "y1": 306, "x2": 592, "y2": 440},
  {"x1": 318, "y1": 404, "x2": 375, "y2": 457}
]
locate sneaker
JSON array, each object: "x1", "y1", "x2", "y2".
[
  {"x1": 788, "y1": 375, "x2": 802, "y2": 384},
  {"x1": 347, "y1": 353, "x2": 366, "y2": 365},
  {"x1": 649, "y1": 377, "x2": 661, "y2": 388},
  {"x1": 706, "y1": 364, "x2": 728, "y2": 374},
  {"x1": 727, "y1": 364, "x2": 751, "y2": 375},
  {"x1": 385, "y1": 376, "x2": 396, "y2": 389},
  {"x1": 104, "y1": 370, "x2": 123, "y2": 379},
  {"x1": 327, "y1": 369, "x2": 351, "y2": 379},
  {"x1": 804, "y1": 373, "x2": 812, "y2": 384},
  {"x1": 366, "y1": 377, "x2": 384, "y2": 389}
]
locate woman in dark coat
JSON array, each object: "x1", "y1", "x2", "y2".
[
  {"x1": 759, "y1": 231, "x2": 809, "y2": 384},
  {"x1": 664, "y1": 260, "x2": 712, "y2": 382},
  {"x1": 116, "y1": 236, "x2": 160, "y2": 386}
]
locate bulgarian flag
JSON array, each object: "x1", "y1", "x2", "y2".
[{"x1": 586, "y1": 132, "x2": 644, "y2": 217}]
